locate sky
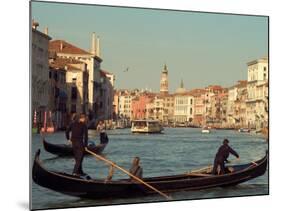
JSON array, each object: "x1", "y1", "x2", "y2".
[{"x1": 31, "y1": 1, "x2": 268, "y2": 93}]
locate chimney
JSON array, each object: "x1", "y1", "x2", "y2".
[
  {"x1": 60, "y1": 41, "x2": 63, "y2": 51},
  {"x1": 44, "y1": 27, "x2": 48, "y2": 35},
  {"x1": 91, "y1": 32, "x2": 96, "y2": 55},
  {"x1": 96, "y1": 36, "x2": 101, "y2": 57}
]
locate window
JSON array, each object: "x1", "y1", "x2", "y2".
[
  {"x1": 71, "y1": 87, "x2": 77, "y2": 100},
  {"x1": 72, "y1": 78, "x2": 77, "y2": 83},
  {"x1": 54, "y1": 72, "x2": 58, "y2": 81},
  {"x1": 71, "y1": 104, "x2": 76, "y2": 113}
]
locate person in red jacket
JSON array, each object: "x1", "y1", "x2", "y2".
[{"x1": 212, "y1": 139, "x2": 240, "y2": 175}]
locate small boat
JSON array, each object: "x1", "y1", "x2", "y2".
[
  {"x1": 32, "y1": 150, "x2": 268, "y2": 199},
  {"x1": 238, "y1": 128, "x2": 250, "y2": 133},
  {"x1": 201, "y1": 127, "x2": 211, "y2": 134},
  {"x1": 131, "y1": 120, "x2": 163, "y2": 133},
  {"x1": 176, "y1": 122, "x2": 187, "y2": 127},
  {"x1": 43, "y1": 138, "x2": 107, "y2": 156}
]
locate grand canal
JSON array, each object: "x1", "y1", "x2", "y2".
[{"x1": 31, "y1": 128, "x2": 268, "y2": 210}]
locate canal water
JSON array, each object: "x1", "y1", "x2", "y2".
[{"x1": 31, "y1": 128, "x2": 268, "y2": 210}]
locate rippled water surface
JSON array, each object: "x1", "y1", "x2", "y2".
[{"x1": 31, "y1": 128, "x2": 268, "y2": 210}]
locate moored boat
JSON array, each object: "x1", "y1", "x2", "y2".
[
  {"x1": 201, "y1": 127, "x2": 211, "y2": 134},
  {"x1": 43, "y1": 138, "x2": 107, "y2": 156},
  {"x1": 131, "y1": 120, "x2": 163, "y2": 133},
  {"x1": 32, "y1": 150, "x2": 268, "y2": 199},
  {"x1": 238, "y1": 128, "x2": 250, "y2": 133}
]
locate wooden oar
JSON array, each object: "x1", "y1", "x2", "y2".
[{"x1": 85, "y1": 148, "x2": 172, "y2": 200}]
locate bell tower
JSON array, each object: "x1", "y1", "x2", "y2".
[{"x1": 160, "y1": 64, "x2": 169, "y2": 95}]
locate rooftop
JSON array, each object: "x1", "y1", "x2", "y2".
[
  {"x1": 49, "y1": 57, "x2": 84, "y2": 71},
  {"x1": 49, "y1": 40, "x2": 92, "y2": 55}
]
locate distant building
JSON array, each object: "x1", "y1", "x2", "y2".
[
  {"x1": 173, "y1": 80, "x2": 194, "y2": 123},
  {"x1": 218, "y1": 92, "x2": 229, "y2": 128},
  {"x1": 132, "y1": 93, "x2": 155, "y2": 120},
  {"x1": 246, "y1": 57, "x2": 268, "y2": 129},
  {"x1": 203, "y1": 85, "x2": 224, "y2": 125},
  {"x1": 118, "y1": 90, "x2": 134, "y2": 120},
  {"x1": 99, "y1": 70, "x2": 115, "y2": 121},
  {"x1": 160, "y1": 64, "x2": 169, "y2": 95},
  {"x1": 31, "y1": 20, "x2": 52, "y2": 128},
  {"x1": 153, "y1": 96, "x2": 165, "y2": 121},
  {"x1": 162, "y1": 94, "x2": 175, "y2": 124},
  {"x1": 233, "y1": 80, "x2": 248, "y2": 128},
  {"x1": 191, "y1": 89, "x2": 206, "y2": 127}
]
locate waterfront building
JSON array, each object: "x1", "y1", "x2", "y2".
[
  {"x1": 173, "y1": 80, "x2": 194, "y2": 124},
  {"x1": 98, "y1": 70, "x2": 115, "y2": 121},
  {"x1": 63, "y1": 58, "x2": 89, "y2": 115},
  {"x1": 118, "y1": 90, "x2": 134, "y2": 120},
  {"x1": 203, "y1": 85, "x2": 224, "y2": 125},
  {"x1": 233, "y1": 80, "x2": 248, "y2": 128},
  {"x1": 113, "y1": 90, "x2": 119, "y2": 120},
  {"x1": 226, "y1": 85, "x2": 238, "y2": 128},
  {"x1": 31, "y1": 20, "x2": 52, "y2": 128},
  {"x1": 48, "y1": 54, "x2": 68, "y2": 129},
  {"x1": 218, "y1": 92, "x2": 229, "y2": 128},
  {"x1": 49, "y1": 33, "x2": 103, "y2": 121},
  {"x1": 153, "y1": 96, "x2": 165, "y2": 121},
  {"x1": 144, "y1": 95, "x2": 164, "y2": 121},
  {"x1": 160, "y1": 64, "x2": 169, "y2": 95},
  {"x1": 162, "y1": 94, "x2": 175, "y2": 124},
  {"x1": 191, "y1": 89, "x2": 206, "y2": 127},
  {"x1": 132, "y1": 92, "x2": 155, "y2": 120},
  {"x1": 246, "y1": 57, "x2": 268, "y2": 129}
]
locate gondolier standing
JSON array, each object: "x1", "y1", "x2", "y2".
[
  {"x1": 66, "y1": 113, "x2": 88, "y2": 176},
  {"x1": 212, "y1": 139, "x2": 240, "y2": 175},
  {"x1": 96, "y1": 120, "x2": 108, "y2": 144}
]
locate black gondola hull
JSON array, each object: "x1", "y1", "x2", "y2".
[
  {"x1": 42, "y1": 138, "x2": 107, "y2": 156},
  {"x1": 32, "y1": 150, "x2": 268, "y2": 199}
]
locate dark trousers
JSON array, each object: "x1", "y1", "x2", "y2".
[
  {"x1": 71, "y1": 140, "x2": 85, "y2": 175},
  {"x1": 212, "y1": 158, "x2": 225, "y2": 175},
  {"x1": 100, "y1": 132, "x2": 108, "y2": 144}
]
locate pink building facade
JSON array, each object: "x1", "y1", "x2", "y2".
[{"x1": 132, "y1": 94, "x2": 154, "y2": 120}]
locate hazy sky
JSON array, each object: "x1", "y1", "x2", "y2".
[{"x1": 31, "y1": 1, "x2": 268, "y2": 92}]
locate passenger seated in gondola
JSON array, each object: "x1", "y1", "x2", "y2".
[
  {"x1": 212, "y1": 139, "x2": 240, "y2": 175},
  {"x1": 129, "y1": 157, "x2": 143, "y2": 180},
  {"x1": 104, "y1": 165, "x2": 115, "y2": 183}
]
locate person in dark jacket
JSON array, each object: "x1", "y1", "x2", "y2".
[
  {"x1": 66, "y1": 113, "x2": 88, "y2": 176},
  {"x1": 212, "y1": 139, "x2": 240, "y2": 175}
]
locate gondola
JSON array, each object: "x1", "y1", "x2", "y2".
[
  {"x1": 43, "y1": 138, "x2": 107, "y2": 156},
  {"x1": 32, "y1": 149, "x2": 268, "y2": 199}
]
